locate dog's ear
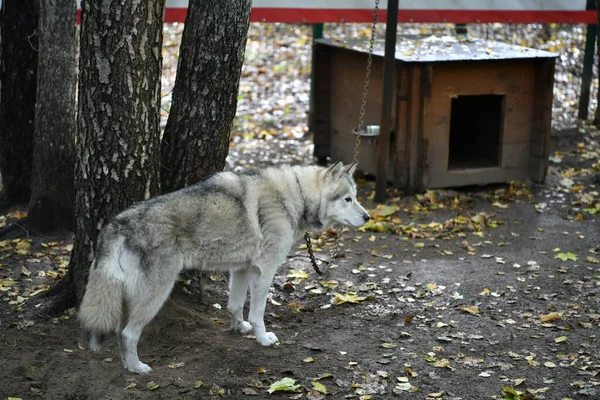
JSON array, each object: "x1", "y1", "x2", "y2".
[
  {"x1": 344, "y1": 161, "x2": 359, "y2": 177},
  {"x1": 325, "y1": 160, "x2": 344, "y2": 180}
]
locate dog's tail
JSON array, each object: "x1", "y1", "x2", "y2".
[{"x1": 78, "y1": 226, "x2": 126, "y2": 347}]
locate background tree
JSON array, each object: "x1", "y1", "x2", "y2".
[
  {"x1": 595, "y1": 0, "x2": 600, "y2": 126},
  {"x1": 28, "y1": 0, "x2": 77, "y2": 234},
  {"x1": 160, "y1": 0, "x2": 252, "y2": 191},
  {"x1": 0, "y1": 0, "x2": 38, "y2": 209},
  {"x1": 50, "y1": 0, "x2": 165, "y2": 309}
]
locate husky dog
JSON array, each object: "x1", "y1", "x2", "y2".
[{"x1": 78, "y1": 161, "x2": 370, "y2": 374}]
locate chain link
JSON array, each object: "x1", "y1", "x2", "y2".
[{"x1": 306, "y1": 1, "x2": 379, "y2": 276}]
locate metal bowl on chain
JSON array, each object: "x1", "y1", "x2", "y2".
[{"x1": 352, "y1": 125, "x2": 380, "y2": 137}]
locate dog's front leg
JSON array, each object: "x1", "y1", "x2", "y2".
[{"x1": 248, "y1": 265, "x2": 278, "y2": 346}]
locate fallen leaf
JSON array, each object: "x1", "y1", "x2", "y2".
[
  {"x1": 460, "y1": 305, "x2": 480, "y2": 315},
  {"x1": 267, "y1": 377, "x2": 300, "y2": 394},
  {"x1": 554, "y1": 252, "x2": 577, "y2": 261},
  {"x1": 288, "y1": 270, "x2": 309, "y2": 280},
  {"x1": 311, "y1": 381, "x2": 327, "y2": 394},
  {"x1": 333, "y1": 293, "x2": 367, "y2": 305},
  {"x1": 7, "y1": 210, "x2": 28, "y2": 219},
  {"x1": 146, "y1": 382, "x2": 160, "y2": 391},
  {"x1": 554, "y1": 335, "x2": 568, "y2": 343},
  {"x1": 370, "y1": 204, "x2": 399, "y2": 218},
  {"x1": 540, "y1": 312, "x2": 561, "y2": 322},
  {"x1": 433, "y1": 358, "x2": 451, "y2": 369}
]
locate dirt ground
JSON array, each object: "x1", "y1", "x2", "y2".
[{"x1": 0, "y1": 128, "x2": 599, "y2": 400}]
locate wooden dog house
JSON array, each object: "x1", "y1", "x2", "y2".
[{"x1": 311, "y1": 37, "x2": 557, "y2": 191}]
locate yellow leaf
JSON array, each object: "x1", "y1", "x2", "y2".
[
  {"x1": 63, "y1": 348, "x2": 73, "y2": 353},
  {"x1": 333, "y1": 293, "x2": 366, "y2": 305},
  {"x1": 540, "y1": 312, "x2": 561, "y2": 322},
  {"x1": 7, "y1": 210, "x2": 28, "y2": 219},
  {"x1": 287, "y1": 270, "x2": 309, "y2": 280},
  {"x1": 554, "y1": 336, "x2": 568, "y2": 343},
  {"x1": 480, "y1": 288, "x2": 490, "y2": 295},
  {"x1": 146, "y1": 381, "x2": 160, "y2": 390},
  {"x1": 370, "y1": 204, "x2": 399, "y2": 218},
  {"x1": 460, "y1": 305, "x2": 479, "y2": 315},
  {"x1": 311, "y1": 381, "x2": 328, "y2": 394},
  {"x1": 303, "y1": 357, "x2": 314, "y2": 363},
  {"x1": 543, "y1": 362, "x2": 556, "y2": 368},
  {"x1": 15, "y1": 240, "x2": 31, "y2": 251},
  {"x1": 426, "y1": 283, "x2": 437, "y2": 291},
  {"x1": 433, "y1": 358, "x2": 451, "y2": 368}
]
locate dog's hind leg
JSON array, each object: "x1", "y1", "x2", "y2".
[
  {"x1": 248, "y1": 265, "x2": 279, "y2": 346},
  {"x1": 120, "y1": 273, "x2": 177, "y2": 374},
  {"x1": 88, "y1": 332, "x2": 102, "y2": 352},
  {"x1": 228, "y1": 265, "x2": 252, "y2": 334}
]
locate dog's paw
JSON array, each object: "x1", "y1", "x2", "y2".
[
  {"x1": 256, "y1": 332, "x2": 279, "y2": 346},
  {"x1": 233, "y1": 320, "x2": 253, "y2": 334},
  {"x1": 126, "y1": 361, "x2": 152, "y2": 374}
]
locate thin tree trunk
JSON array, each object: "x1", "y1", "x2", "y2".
[
  {"x1": 52, "y1": 0, "x2": 165, "y2": 310},
  {"x1": 0, "y1": 0, "x2": 38, "y2": 209},
  {"x1": 160, "y1": 0, "x2": 252, "y2": 192},
  {"x1": 594, "y1": 0, "x2": 600, "y2": 126},
  {"x1": 28, "y1": 0, "x2": 77, "y2": 234}
]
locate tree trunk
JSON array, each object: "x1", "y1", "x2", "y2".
[
  {"x1": 160, "y1": 0, "x2": 251, "y2": 192},
  {"x1": 52, "y1": 0, "x2": 165, "y2": 310},
  {"x1": 0, "y1": 0, "x2": 38, "y2": 209},
  {"x1": 28, "y1": 0, "x2": 77, "y2": 234},
  {"x1": 594, "y1": 0, "x2": 600, "y2": 126}
]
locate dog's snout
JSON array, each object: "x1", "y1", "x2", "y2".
[{"x1": 363, "y1": 213, "x2": 371, "y2": 222}]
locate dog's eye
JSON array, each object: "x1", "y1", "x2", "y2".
[{"x1": 345, "y1": 197, "x2": 352, "y2": 203}]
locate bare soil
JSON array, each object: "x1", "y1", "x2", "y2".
[{"x1": 0, "y1": 130, "x2": 599, "y2": 400}]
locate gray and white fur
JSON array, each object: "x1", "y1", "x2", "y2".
[{"x1": 78, "y1": 161, "x2": 370, "y2": 374}]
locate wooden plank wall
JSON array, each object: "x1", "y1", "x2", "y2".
[{"x1": 426, "y1": 60, "x2": 537, "y2": 188}]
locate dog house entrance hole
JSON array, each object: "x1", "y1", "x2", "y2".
[{"x1": 448, "y1": 94, "x2": 504, "y2": 170}]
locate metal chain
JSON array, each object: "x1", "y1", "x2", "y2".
[
  {"x1": 306, "y1": 1, "x2": 379, "y2": 276},
  {"x1": 353, "y1": 0, "x2": 380, "y2": 163},
  {"x1": 304, "y1": 231, "x2": 322, "y2": 275}
]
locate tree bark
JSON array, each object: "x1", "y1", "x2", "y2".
[
  {"x1": 28, "y1": 0, "x2": 77, "y2": 234},
  {"x1": 594, "y1": 0, "x2": 600, "y2": 126},
  {"x1": 160, "y1": 0, "x2": 251, "y2": 192},
  {"x1": 0, "y1": 0, "x2": 39, "y2": 209},
  {"x1": 53, "y1": 0, "x2": 165, "y2": 309}
]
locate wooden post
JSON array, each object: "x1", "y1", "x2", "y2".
[
  {"x1": 309, "y1": 24, "x2": 324, "y2": 133},
  {"x1": 375, "y1": 0, "x2": 399, "y2": 203},
  {"x1": 578, "y1": 24, "x2": 597, "y2": 120}
]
